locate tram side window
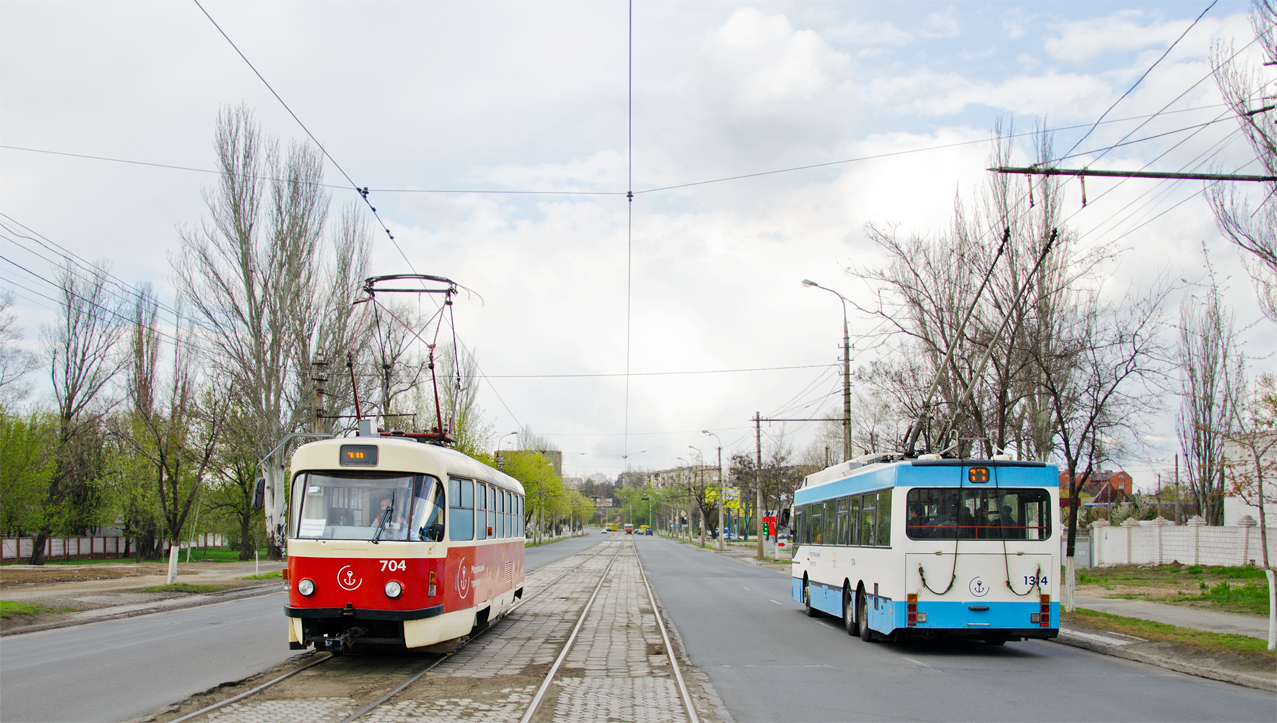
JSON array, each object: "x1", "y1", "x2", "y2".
[
  {"x1": 876, "y1": 489, "x2": 892, "y2": 547},
  {"x1": 500, "y1": 490, "x2": 508, "y2": 538},
  {"x1": 517, "y1": 495, "x2": 525, "y2": 537},
  {"x1": 476, "y1": 484, "x2": 489, "y2": 540},
  {"x1": 415, "y1": 478, "x2": 445, "y2": 542},
  {"x1": 487, "y1": 487, "x2": 497, "y2": 538},
  {"x1": 449, "y1": 478, "x2": 474, "y2": 541},
  {"x1": 860, "y1": 493, "x2": 876, "y2": 547}
]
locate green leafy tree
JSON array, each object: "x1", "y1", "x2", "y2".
[{"x1": 0, "y1": 408, "x2": 57, "y2": 535}]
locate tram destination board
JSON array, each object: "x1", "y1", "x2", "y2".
[{"x1": 338, "y1": 444, "x2": 378, "y2": 466}]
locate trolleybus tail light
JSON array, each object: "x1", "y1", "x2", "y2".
[
  {"x1": 385, "y1": 581, "x2": 403, "y2": 599},
  {"x1": 1038, "y1": 594, "x2": 1050, "y2": 627},
  {"x1": 906, "y1": 593, "x2": 917, "y2": 626},
  {"x1": 428, "y1": 571, "x2": 438, "y2": 597},
  {"x1": 297, "y1": 578, "x2": 315, "y2": 597}
]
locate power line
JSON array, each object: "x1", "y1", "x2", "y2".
[
  {"x1": 481, "y1": 363, "x2": 835, "y2": 379},
  {"x1": 1057, "y1": 0, "x2": 1219, "y2": 163}
]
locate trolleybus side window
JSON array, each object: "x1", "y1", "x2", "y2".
[
  {"x1": 449, "y1": 478, "x2": 475, "y2": 541},
  {"x1": 848, "y1": 495, "x2": 861, "y2": 546},
  {"x1": 823, "y1": 501, "x2": 836, "y2": 545},
  {"x1": 904, "y1": 488, "x2": 1051, "y2": 540},
  {"x1": 834, "y1": 499, "x2": 847, "y2": 545},
  {"x1": 876, "y1": 489, "x2": 892, "y2": 547},
  {"x1": 860, "y1": 493, "x2": 876, "y2": 547},
  {"x1": 793, "y1": 507, "x2": 804, "y2": 544},
  {"x1": 809, "y1": 504, "x2": 823, "y2": 544}
]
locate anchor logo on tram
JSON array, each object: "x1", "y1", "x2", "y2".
[
  {"x1": 456, "y1": 563, "x2": 471, "y2": 599},
  {"x1": 337, "y1": 565, "x2": 362, "y2": 591}
]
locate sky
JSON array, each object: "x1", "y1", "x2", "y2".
[{"x1": 2, "y1": 0, "x2": 1273, "y2": 488}]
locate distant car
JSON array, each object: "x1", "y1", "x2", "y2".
[
  {"x1": 644, "y1": 528, "x2": 653, "y2": 536},
  {"x1": 601, "y1": 527, "x2": 608, "y2": 534}
]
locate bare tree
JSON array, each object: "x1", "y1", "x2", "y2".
[
  {"x1": 174, "y1": 105, "x2": 370, "y2": 558},
  {"x1": 1178, "y1": 273, "x2": 1242, "y2": 525},
  {"x1": 118, "y1": 288, "x2": 226, "y2": 583},
  {"x1": 0, "y1": 292, "x2": 38, "y2": 407},
  {"x1": 1031, "y1": 282, "x2": 1171, "y2": 610},
  {"x1": 851, "y1": 123, "x2": 1101, "y2": 459},
  {"x1": 1209, "y1": 0, "x2": 1277, "y2": 321},
  {"x1": 30, "y1": 262, "x2": 125, "y2": 564},
  {"x1": 1223, "y1": 373, "x2": 1276, "y2": 568}
]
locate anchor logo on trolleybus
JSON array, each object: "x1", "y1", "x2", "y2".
[
  {"x1": 969, "y1": 576, "x2": 990, "y2": 597},
  {"x1": 337, "y1": 565, "x2": 362, "y2": 591}
]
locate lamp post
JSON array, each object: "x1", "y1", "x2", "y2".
[
  {"x1": 702, "y1": 430, "x2": 724, "y2": 550},
  {"x1": 496, "y1": 431, "x2": 518, "y2": 469},
  {"x1": 677, "y1": 457, "x2": 690, "y2": 541},
  {"x1": 802, "y1": 279, "x2": 852, "y2": 463}
]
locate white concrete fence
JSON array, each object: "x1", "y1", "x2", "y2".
[
  {"x1": 1, "y1": 534, "x2": 227, "y2": 563},
  {"x1": 1082, "y1": 515, "x2": 1276, "y2": 568}
]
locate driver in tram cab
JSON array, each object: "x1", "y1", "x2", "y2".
[{"x1": 371, "y1": 494, "x2": 406, "y2": 531}]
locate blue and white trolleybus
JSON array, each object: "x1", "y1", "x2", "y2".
[{"x1": 790, "y1": 455, "x2": 1059, "y2": 644}]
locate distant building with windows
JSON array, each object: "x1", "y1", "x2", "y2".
[{"x1": 1059, "y1": 469, "x2": 1133, "y2": 506}]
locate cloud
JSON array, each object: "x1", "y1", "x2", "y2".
[
  {"x1": 1044, "y1": 10, "x2": 1220, "y2": 63},
  {"x1": 866, "y1": 69, "x2": 1113, "y2": 120}
]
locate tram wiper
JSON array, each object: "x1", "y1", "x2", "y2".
[{"x1": 372, "y1": 505, "x2": 393, "y2": 544}]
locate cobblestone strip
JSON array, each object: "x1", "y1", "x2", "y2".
[{"x1": 541, "y1": 543, "x2": 685, "y2": 723}]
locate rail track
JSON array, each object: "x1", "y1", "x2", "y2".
[{"x1": 158, "y1": 538, "x2": 702, "y2": 723}]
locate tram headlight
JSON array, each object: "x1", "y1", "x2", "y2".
[
  {"x1": 298, "y1": 578, "x2": 315, "y2": 597},
  {"x1": 385, "y1": 581, "x2": 403, "y2": 599}
]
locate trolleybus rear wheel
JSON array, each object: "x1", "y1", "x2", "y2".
[
  {"x1": 803, "y1": 580, "x2": 818, "y2": 617},
  {"x1": 858, "y1": 591, "x2": 876, "y2": 642},
  {"x1": 843, "y1": 588, "x2": 859, "y2": 636}
]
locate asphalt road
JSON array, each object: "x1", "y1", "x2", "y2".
[
  {"x1": 0, "y1": 532, "x2": 606, "y2": 723},
  {"x1": 637, "y1": 535, "x2": 1276, "y2": 723}
]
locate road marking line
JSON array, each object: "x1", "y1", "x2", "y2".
[
  {"x1": 902, "y1": 657, "x2": 930, "y2": 667},
  {"x1": 770, "y1": 599, "x2": 782, "y2": 605},
  {"x1": 742, "y1": 586, "x2": 752, "y2": 591}
]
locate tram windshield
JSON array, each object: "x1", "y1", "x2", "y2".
[{"x1": 292, "y1": 472, "x2": 445, "y2": 542}]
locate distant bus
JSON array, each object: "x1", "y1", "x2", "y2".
[
  {"x1": 608, "y1": 523, "x2": 619, "y2": 532},
  {"x1": 791, "y1": 457, "x2": 1059, "y2": 644}
]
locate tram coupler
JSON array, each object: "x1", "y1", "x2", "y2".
[{"x1": 321, "y1": 626, "x2": 368, "y2": 655}]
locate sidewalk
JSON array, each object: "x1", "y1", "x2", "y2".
[{"x1": 1075, "y1": 595, "x2": 1270, "y2": 640}]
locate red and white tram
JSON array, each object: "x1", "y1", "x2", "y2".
[{"x1": 283, "y1": 436, "x2": 525, "y2": 653}]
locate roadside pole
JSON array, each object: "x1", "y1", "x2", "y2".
[{"x1": 755, "y1": 412, "x2": 763, "y2": 560}]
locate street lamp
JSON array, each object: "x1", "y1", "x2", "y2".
[
  {"x1": 703, "y1": 430, "x2": 724, "y2": 550},
  {"x1": 802, "y1": 279, "x2": 852, "y2": 463},
  {"x1": 496, "y1": 431, "x2": 518, "y2": 469},
  {"x1": 677, "y1": 457, "x2": 691, "y2": 541}
]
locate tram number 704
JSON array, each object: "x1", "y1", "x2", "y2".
[{"x1": 380, "y1": 560, "x2": 407, "y2": 572}]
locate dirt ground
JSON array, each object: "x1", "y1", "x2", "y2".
[{"x1": 0, "y1": 560, "x2": 285, "y2": 633}]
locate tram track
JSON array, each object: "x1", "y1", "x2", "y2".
[{"x1": 153, "y1": 538, "x2": 707, "y2": 723}]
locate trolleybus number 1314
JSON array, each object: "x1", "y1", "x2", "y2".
[{"x1": 380, "y1": 560, "x2": 407, "y2": 572}]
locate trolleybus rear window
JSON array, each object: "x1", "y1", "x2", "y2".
[
  {"x1": 905, "y1": 488, "x2": 1051, "y2": 540},
  {"x1": 291, "y1": 472, "x2": 443, "y2": 542}
]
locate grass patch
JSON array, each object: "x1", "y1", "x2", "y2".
[
  {"x1": 1065, "y1": 608, "x2": 1274, "y2": 659},
  {"x1": 0, "y1": 600, "x2": 76, "y2": 618},
  {"x1": 1161, "y1": 580, "x2": 1271, "y2": 616},
  {"x1": 1, "y1": 548, "x2": 267, "y2": 566},
  {"x1": 524, "y1": 536, "x2": 569, "y2": 548},
  {"x1": 238, "y1": 571, "x2": 281, "y2": 580},
  {"x1": 141, "y1": 583, "x2": 230, "y2": 594}
]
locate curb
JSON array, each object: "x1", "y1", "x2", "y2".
[
  {"x1": 1053, "y1": 629, "x2": 1275, "y2": 693},
  {"x1": 2, "y1": 582, "x2": 284, "y2": 637}
]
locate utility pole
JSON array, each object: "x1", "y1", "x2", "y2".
[
  {"x1": 802, "y1": 279, "x2": 853, "y2": 461},
  {"x1": 755, "y1": 411, "x2": 763, "y2": 560},
  {"x1": 313, "y1": 357, "x2": 328, "y2": 434}
]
